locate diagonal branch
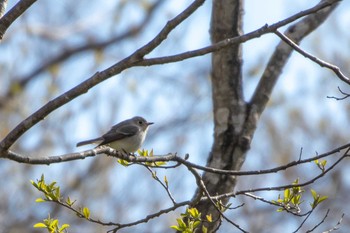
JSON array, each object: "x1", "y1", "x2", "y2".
[
  {"x1": 136, "y1": 0, "x2": 340, "y2": 67},
  {"x1": 241, "y1": 0, "x2": 340, "y2": 156},
  {"x1": 275, "y1": 30, "x2": 350, "y2": 85},
  {"x1": 0, "y1": 0, "x2": 37, "y2": 39},
  {"x1": 249, "y1": 0, "x2": 340, "y2": 122},
  {"x1": 0, "y1": 0, "x2": 163, "y2": 108}
]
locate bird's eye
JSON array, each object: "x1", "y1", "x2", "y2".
[{"x1": 138, "y1": 121, "x2": 143, "y2": 125}]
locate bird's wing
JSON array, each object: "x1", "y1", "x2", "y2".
[{"x1": 99, "y1": 124, "x2": 139, "y2": 145}]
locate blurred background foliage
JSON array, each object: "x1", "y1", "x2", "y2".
[{"x1": 0, "y1": 0, "x2": 350, "y2": 232}]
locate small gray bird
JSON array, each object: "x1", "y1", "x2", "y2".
[{"x1": 76, "y1": 116, "x2": 153, "y2": 153}]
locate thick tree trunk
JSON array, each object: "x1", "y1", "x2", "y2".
[{"x1": 194, "y1": 0, "x2": 247, "y2": 231}]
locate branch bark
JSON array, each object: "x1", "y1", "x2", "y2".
[{"x1": 0, "y1": 0, "x2": 36, "y2": 39}]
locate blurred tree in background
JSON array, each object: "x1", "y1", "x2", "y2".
[{"x1": 1, "y1": 0, "x2": 350, "y2": 232}]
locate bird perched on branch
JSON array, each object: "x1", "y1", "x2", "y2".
[{"x1": 76, "y1": 116, "x2": 153, "y2": 153}]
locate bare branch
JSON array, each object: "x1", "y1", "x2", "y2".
[
  {"x1": 143, "y1": 166, "x2": 177, "y2": 205},
  {"x1": 249, "y1": 0, "x2": 340, "y2": 130},
  {"x1": 293, "y1": 211, "x2": 314, "y2": 233},
  {"x1": 0, "y1": 0, "x2": 163, "y2": 108},
  {"x1": 207, "y1": 147, "x2": 350, "y2": 202},
  {"x1": 306, "y1": 210, "x2": 330, "y2": 233},
  {"x1": 2, "y1": 147, "x2": 179, "y2": 164},
  {"x1": 320, "y1": 213, "x2": 345, "y2": 233},
  {"x1": 136, "y1": 0, "x2": 340, "y2": 67},
  {"x1": 0, "y1": 0, "x2": 37, "y2": 39},
  {"x1": 275, "y1": 30, "x2": 350, "y2": 85},
  {"x1": 3, "y1": 141, "x2": 350, "y2": 184},
  {"x1": 327, "y1": 86, "x2": 350, "y2": 100},
  {"x1": 107, "y1": 201, "x2": 190, "y2": 233},
  {"x1": 42, "y1": 189, "x2": 190, "y2": 232},
  {"x1": 236, "y1": 148, "x2": 350, "y2": 193}
]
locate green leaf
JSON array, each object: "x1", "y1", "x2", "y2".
[
  {"x1": 55, "y1": 186, "x2": 61, "y2": 200},
  {"x1": 151, "y1": 171, "x2": 157, "y2": 179},
  {"x1": 33, "y1": 222, "x2": 47, "y2": 228},
  {"x1": 139, "y1": 149, "x2": 148, "y2": 157},
  {"x1": 170, "y1": 225, "x2": 181, "y2": 231},
  {"x1": 188, "y1": 208, "x2": 199, "y2": 218},
  {"x1": 293, "y1": 178, "x2": 299, "y2": 185},
  {"x1": 318, "y1": 195, "x2": 328, "y2": 204},
  {"x1": 284, "y1": 188, "x2": 290, "y2": 199},
  {"x1": 311, "y1": 189, "x2": 317, "y2": 200},
  {"x1": 83, "y1": 207, "x2": 90, "y2": 219},
  {"x1": 48, "y1": 181, "x2": 57, "y2": 190},
  {"x1": 155, "y1": 161, "x2": 167, "y2": 166},
  {"x1": 164, "y1": 176, "x2": 169, "y2": 187},
  {"x1": 193, "y1": 220, "x2": 201, "y2": 228},
  {"x1": 50, "y1": 219, "x2": 59, "y2": 228},
  {"x1": 176, "y1": 218, "x2": 186, "y2": 229},
  {"x1": 202, "y1": 225, "x2": 208, "y2": 233},
  {"x1": 66, "y1": 196, "x2": 76, "y2": 207},
  {"x1": 117, "y1": 159, "x2": 130, "y2": 166},
  {"x1": 35, "y1": 198, "x2": 46, "y2": 203},
  {"x1": 59, "y1": 223, "x2": 70, "y2": 232},
  {"x1": 206, "y1": 214, "x2": 212, "y2": 222}
]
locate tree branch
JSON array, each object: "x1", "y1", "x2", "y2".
[
  {"x1": 275, "y1": 30, "x2": 350, "y2": 85},
  {"x1": 0, "y1": 0, "x2": 37, "y2": 39},
  {"x1": 249, "y1": 0, "x2": 340, "y2": 122},
  {"x1": 136, "y1": 0, "x2": 340, "y2": 67},
  {"x1": 0, "y1": 0, "x2": 163, "y2": 108}
]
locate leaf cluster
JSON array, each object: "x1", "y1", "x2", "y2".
[
  {"x1": 33, "y1": 214, "x2": 69, "y2": 233},
  {"x1": 170, "y1": 207, "x2": 212, "y2": 233}
]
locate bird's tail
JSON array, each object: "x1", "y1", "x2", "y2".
[{"x1": 76, "y1": 137, "x2": 103, "y2": 147}]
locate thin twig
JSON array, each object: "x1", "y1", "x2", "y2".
[
  {"x1": 306, "y1": 209, "x2": 330, "y2": 233},
  {"x1": 186, "y1": 165, "x2": 248, "y2": 233},
  {"x1": 243, "y1": 193, "x2": 310, "y2": 217},
  {"x1": 321, "y1": 213, "x2": 345, "y2": 233},
  {"x1": 293, "y1": 210, "x2": 314, "y2": 233},
  {"x1": 275, "y1": 30, "x2": 350, "y2": 85},
  {"x1": 143, "y1": 165, "x2": 177, "y2": 205},
  {"x1": 107, "y1": 201, "x2": 191, "y2": 233},
  {"x1": 327, "y1": 86, "x2": 350, "y2": 100}
]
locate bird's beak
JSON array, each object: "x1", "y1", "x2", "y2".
[{"x1": 147, "y1": 122, "x2": 154, "y2": 126}]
